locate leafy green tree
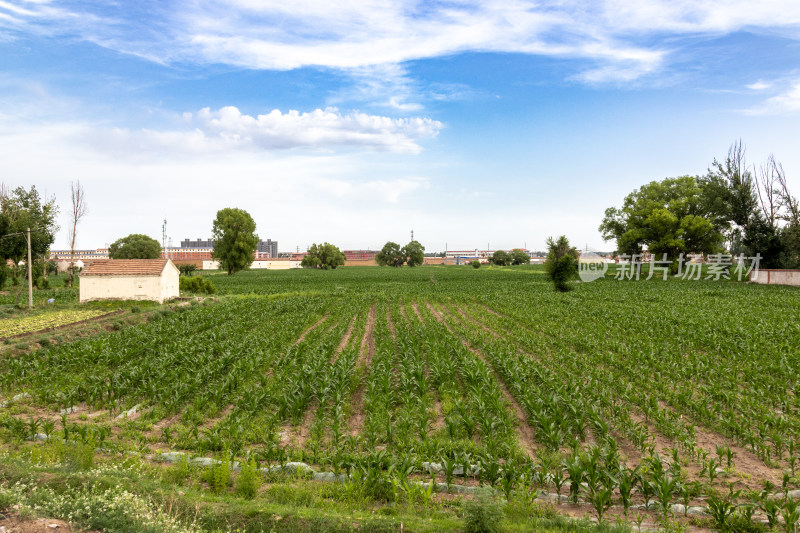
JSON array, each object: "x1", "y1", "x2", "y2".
[
  {"x1": 544, "y1": 235, "x2": 578, "y2": 292},
  {"x1": 489, "y1": 250, "x2": 510, "y2": 266},
  {"x1": 0, "y1": 185, "x2": 59, "y2": 265},
  {"x1": 471, "y1": 260, "x2": 481, "y2": 269},
  {"x1": 211, "y1": 208, "x2": 258, "y2": 275},
  {"x1": 108, "y1": 234, "x2": 162, "y2": 259},
  {"x1": 780, "y1": 224, "x2": 800, "y2": 268},
  {"x1": 376, "y1": 241, "x2": 405, "y2": 267},
  {"x1": 301, "y1": 242, "x2": 345, "y2": 269},
  {"x1": 510, "y1": 249, "x2": 530, "y2": 265},
  {"x1": 402, "y1": 240, "x2": 425, "y2": 267},
  {"x1": 599, "y1": 176, "x2": 724, "y2": 261}
]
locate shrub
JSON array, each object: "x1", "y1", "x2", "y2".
[
  {"x1": 202, "y1": 457, "x2": 231, "y2": 494},
  {"x1": 179, "y1": 276, "x2": 216, "y2": 294},
  {"x1": 463, "y1": 496, "x2": 504, "y2": 533},
  {"x1": 236, "y1": 459, "x2": 261, "y2": 499},
  {"x1": 471, "y1": 260, "x2": 481, "y2": 269},
  {"x1": 177, "y1": 263, "x2": 197, "y2": 276},
  {"x1": 544, "y1": 235, "x2": 578, "y2": 292}
]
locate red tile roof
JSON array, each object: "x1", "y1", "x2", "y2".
[{"x1": 81, "y1": 259, "x2": 170, "y2": 276}]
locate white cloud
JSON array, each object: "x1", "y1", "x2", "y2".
[
  {"x1": 746, "y1": 81, "x2": 800, "y2": 114},
  {"x1": 7, "y1": 1, "x2": 800, "y2": 84},
  {"x1": 746, "y1": 81, "x2": 772, "y2": 91},
  {"x1": 80, "y1": 106, "x2": 442, "y2": 157},
  {"x1": 0, "y1": 115, "x2": 440, "y2": 249}
]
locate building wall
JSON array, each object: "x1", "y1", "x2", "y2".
[
  {"x1": 171, "y1": 259, "x2": 204, "y2": 270},
  {"x1": 422, "y1": 257, "x2": 457, "y2": 265},
  {"x1": 202, "y1": 259, "x2": 301, "y2": 270},
  {"x1": 164, "y1": 248, "x2": 213, "y2": 261},
  {"x1": 160, "y1": 263, "x2": 180, "y2": 302},
  {"x1": 80, "y1": 275, "x2": 163, "y2": 303},
  {"x1": 344, "y1": 259, "x2": 378, "y2": 267},
  {"x1": 80, "y1": 264, "x2": 179, "y2": 304},
  {"x1": 750, "y1": 269, "x2": 800, "y2": 286}
]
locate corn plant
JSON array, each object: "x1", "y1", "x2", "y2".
[
  {"x1": 706, "y1": 493, "x2": 738, "y2": 531},
  {"x1": 589, "y1": 487, "x2": 614, "y2": 523},
  {"x1": 617, "y1": 466, "x2": 639, "y2": 516},
  {"x1": 758, "y1": 498, "x2": 781, "y2": 530},
  {"x1": 652, "y1": 475, "x2": 679, "y2": 520},
  {"x1": 782, "y1": 499, "x2": 800, "y2": 533},
  {"x1": 563, "y1": 454, "x2": 584, "y2": 503}
]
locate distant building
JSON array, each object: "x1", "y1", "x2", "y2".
[
  {"x1": 180, "y1": 238, "x2": 214, "y2": 248},
  {"x1": 178, "y1": 238, "x2": 278, "y2": 259},
  {"x1": 444, "y1": 249, "x2": 530, "y2": 263},
  {"x1": 344, "y1": 250, "x2": 378, "y2": 261},
  {"x1": 257, "y1": 239, "x2": 278, "y2": 258},
  {"x1": 48, "y1": 249, "x2": 109, "y2": 272}
]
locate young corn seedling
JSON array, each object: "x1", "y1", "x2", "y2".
[
  {"x1": 679, "y1": 480, "x2": 702, "y2": 516},
  {"x1": 440, "y1": 455, "x2": 457, "y2": 489},
  {"x1": 617, "y1": 466, "x2": 639, "y2": 516},
  {"x1": 781, "y1": 498, "x2": 799, "y2": 533},
  {"x1": 589, "y1": 487, "x2": 614, "y2": 523},
  {"x1": 564, "y1": 454, "x2": 585, "y2": 504},
  {"x1": 552, "y1": 467, "x2": 566, "y2": 503},
  {"x1": 706, "y1": 493, "x2": 738, "y2": 531},
  {"x1": 653, "y1": 475, "x2": 679, "y2": 521}
]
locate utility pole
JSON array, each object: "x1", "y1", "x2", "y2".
[
  {"x1": 411, "y1": 229, "x2": 414, "y2": 241},
  {"x1": 27, "y1": 227, "x2": 33, "y2": 309},
  {"x1": 162, "y1": 218, "x2": 167, "y2": 259}
]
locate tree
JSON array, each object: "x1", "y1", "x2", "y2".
[
  {"x1": 301, "y1": 243, "x2": 345, "y2": 269},
  {"x1": 510, "y1": 249, "x2": 530, "y2": 265},
  {"x1": 701, "y1": 140, "x2": 759, "y2": 253},
  {"x1": 109, "y1": 234, "x2": 162, "y2": 259},
  {"x1": 544, "y1": 236, "x2": 578, "y2": 292},
  {"x1": 599, "y1": 176, "x2": 724, "y2": 262},
  {"x1": 489, "y1": 250, "x2": 510, "y2": 266},
  {"x1": 211, "y1": 208, "x2": 259, "y2": 275},
  {"x1": 0, "y1": 185, "x2": 59, "y2": 302},
  {"x1": 67, "y1": 181, "x2": 88, "y2": 287},
  {"x1": 402, "y1": 240, "x2": 425, "y2": 267},
  {"x1": 376, "y1": 242, "x2": 405, "y2": 267},
  {"x1": 0, "y1": 185, "x2": 59, "y2": 264}
]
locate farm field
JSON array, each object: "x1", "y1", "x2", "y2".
[{"x1": 1, "y1": 265, "x2": 799, "y2": 532}]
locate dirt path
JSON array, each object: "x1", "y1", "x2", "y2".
[
  {"x1": 386, "y1": 306, "x2": 397, "y2": 341},
  {"x1": 348, "y1": 305, "x2": 377, "y2": 436},
  {"x1": 0, "y1": 513, "x2": 77, "y2": 532},
  {"x1": 292, "y1": 314, "x2": 328, "y2": 346},
  {"x1": 451, "y1": 303, "x2": 501, "y2": 339},
  {"x1": 398, "y1": 301, "x2": 409, "y2": 325},
  {"x1": 410, "y1": 302, "x2": 423, "y2": 322},
  {"x1": 425, "y1": 301, "x2": 538, "y2": 460},
  {"x1": 332, "y1": 315, "x2": 357, "y2": 364}
]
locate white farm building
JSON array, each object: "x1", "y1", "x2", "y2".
[{"x1": 79, "y1": 259, "x2": 180, "y2": 304}]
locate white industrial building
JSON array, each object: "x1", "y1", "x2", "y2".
[{"x1": 79, "y1": 259, "x2": 180, "y2": 304}]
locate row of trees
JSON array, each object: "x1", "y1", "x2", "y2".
[
  {"x1": 600, "y1": 141, "x2": 799, "y2": 268},
  {"x1": 489, "y1": 248, "x2": 530, "y2": 266},
  {"x1": 376, "y1": 240, "x2": 424, "y2": 267}
]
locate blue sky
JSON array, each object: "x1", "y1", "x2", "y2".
[{"x1": 1, "y1": 1, "x2": 799, "y2": 253}]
